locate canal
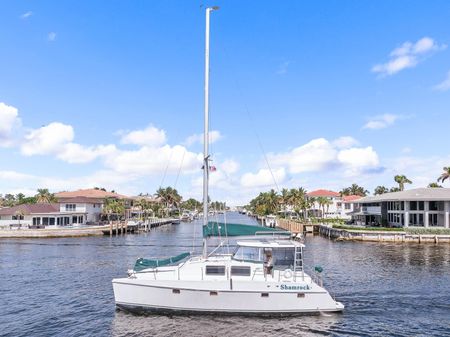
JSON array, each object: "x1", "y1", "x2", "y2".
[{"x1": 1, "y1": 213, "x2": 449, "y2": 336}]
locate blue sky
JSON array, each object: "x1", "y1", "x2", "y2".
[{"x1": 1, "y1": 1, "x2": 450, "y2": 204}]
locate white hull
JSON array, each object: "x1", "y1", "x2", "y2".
[{"x1": 113, "y1": 278, "x2": 344, "y2": 315}]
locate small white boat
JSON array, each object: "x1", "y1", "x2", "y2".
[
  {"x1": 113, "y1": 235, "x2": 344, "y2": 315},
  {"x1": 112, "y1": 6, "x2": 343, "y2": 316}
]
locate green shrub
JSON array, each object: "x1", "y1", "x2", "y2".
[
  {"x1": 332, "y1": 224, "x2": 404, "y2": 232},
  {"x1": 405, "y1": 227, "x2": 450, "y2": 235}
]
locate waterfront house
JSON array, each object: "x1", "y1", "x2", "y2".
[
  {"x1": 351, "y1": 188, "x2": 450, "y2": 228},
  {"x1": 307, "y1": 189, "x2": 361, "y2": 219},
  {"x1": 0, "y1": 203, "x2": 87, "y2": 228}
]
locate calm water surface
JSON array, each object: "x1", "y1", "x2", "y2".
[{"x1": 1, "y1": 213, "x2": 450, "y2": 337}]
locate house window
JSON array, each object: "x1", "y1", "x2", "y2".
[
  {"x1": 206, "y1": 266, "x2": 225, "y2": 275},
  {"x1": 345, "y1": 203, "x2": 351, "y2": 210},
  {"x1": 418, "y1": 201, "x2": 424, "y2": 211},
  {"x1": 65, "y1": 204, "x2": 76, "y2": 211},
  {"x1": 410, "y1": 201, "x2": 417, "y2": 211}
]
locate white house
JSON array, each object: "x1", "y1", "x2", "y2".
[
  {"x1": 307, "y1": 189, "x2": 362, "y2": 219},
  {"x1": 352, "y1": 188, "x2": 450, "y2": 228}
]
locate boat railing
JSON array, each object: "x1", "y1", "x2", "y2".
[{"x1": 254, "y1": 230, "x2": 292, "y2": 238}]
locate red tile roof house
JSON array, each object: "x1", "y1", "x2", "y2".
[
  {"x1": 55, "y1": 189, "x2": 132, "y2": 225},
  {"x1": 306, "y1": 189, "x2": 362, "y2": 219},
  {"x1": 0, "y1": 203, "x2": 87, "y2": 229},
  {"x1": 0, "y1": 189, "x2": 131, "y2": 229}
]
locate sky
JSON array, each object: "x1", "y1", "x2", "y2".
[{"x1": 1, "y1": 0, "x2": 450, "y2": 205}]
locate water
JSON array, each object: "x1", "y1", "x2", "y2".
[{"x1": 1, "y1": 213, "x2": 450, "y2": 337}]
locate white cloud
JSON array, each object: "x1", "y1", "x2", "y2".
[
  {"x1": 0, "y1": 170, "x2": 34, "y2": 181},
  {"x1": 433, "y1": 71, "x2": 450, "y2": 91},
  {"x1": 240, "y1": 168, "x2": 286, "y2": 188},
  {"x1": 221, "y1": 159, "x2": 240, "y2": 175},
  {"x1": 20, "y1": 11, "x2": 33, "y2": 19},
  {"x1": 0, "y1": 102, "x2": 21, "y2": 147},
  {"x1": 362, "y1": 114, "x2": 400, "y2": 130},
  {"x1": 268, "y1": 138, "x2": 337, "y2": 173},
  {"x1": 57, "y1": 143, "x2": 117, "y2": 164},
  {"x1": 332, "y1": 136, "x2": 359, "y2": 149},
  {"x1": 372, "y1": 37, "x2": 446, "y2": 76},
  {"x1": 20, "y1": 122, "x2": 115, "y2": 164},
  {"x1": 103, "y1": 144, "x2": 202, "y2": 176},
  {"x1": 337, "y1": 147, "x2": 379, "y2": 176},
  {"x1": 120, "y1": 125, "x2": 166, "y2": 147},
  {"x1": 266, "y1": 137, "x2": 381, "y2": 177},
  {"x1": 48, "y1": 32, "x2": 56, "y2": 42},
  {"x1": 21, "y1": 122, "x2": 74, "y2": 156},
  {"x1": 184, "y1": 130, "x2": 222, "y2": 146}
]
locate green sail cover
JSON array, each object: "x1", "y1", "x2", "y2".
[
  {"x1": 134, "y1": 252, "x2": 190, "y2": 271},
  {"x1": 203, "y1": 221, "x2": 290, "y2": 238}
]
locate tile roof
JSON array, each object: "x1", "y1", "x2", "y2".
[
  {"x1": 343, "y1": 195, "x2": 363, "y2": 202},
  {"x1": 307, "y1": 189, "x2": 340, "y2": 197},
  {"x1": 0, "y1": 203, "x2": 59, "y2": 216},
  {"x1": 55, "y1": 188, "x2": 129, "y2": 200},
  {"x1": 58, "y1": 197, "x2": 104, "y2": 204},
  {"x1": 357, "y1": 188, "x2": 450, "y2": 203}
]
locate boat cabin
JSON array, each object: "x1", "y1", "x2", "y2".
[{"x1": 232, "y1": 240, "x2": 304, "y2": 273}]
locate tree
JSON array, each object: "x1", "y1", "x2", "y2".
[
  {"x1": 438, "y1": 167, "x2": 450, "y2": 184},
  {"x1": 374, "y1": 186, "x2": 389, "y2": 195},
  {"x1": 316, "y1": 197, "x2": 328, "y2": 218},
  {"x1": 103, "y1": 198, "x2": 125, "y2": 221},
  {"x1": 428, "y1": 182, "x2": 443, "y2": 188},
  {"x1": 394, "y1": 175, "x2": 412, "y2": 191},
  {"x1": 156, "y1": 187, "x2": 182, "y2": 216},
  {"x1": 389, "y1": 187, "x2": 401, "y2": 193},
  {"x1": 35, "y1": 189, "x2": 57, "y2": 203},
  {"x1": 340, "y1": 184, "x2": 369, "y2": 196}
]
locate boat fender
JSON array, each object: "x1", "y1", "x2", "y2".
[{"x1": 283, "y1": 269, "x2": 293, "y2": 279}]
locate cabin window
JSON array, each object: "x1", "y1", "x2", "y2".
[
  {"x1": 205, "y1": 266, "x2": 225, "y2": 275},
  {"x1": 232, "y1": 247, "x2": 263, "y2": 262},
  {"x1": 261, "y1": 293, "x2": 269, "y2": 297},
  {"x1": 297, "y1": 293, "x2": 305, "y2": 298},
  {"x1": 210, "y1": 291, "x2": 218, "y2": 296},
  {"x1": 272, "y1": 248, "x2": 295, "y2": 269},
  {"x1": 172, "y1": 289, "x2": 180, "y2": 294},
  {"x1": 231, "y1": 266, "x2": 251, "y2": 276}
]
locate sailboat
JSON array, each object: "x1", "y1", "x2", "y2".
[{"x1": 112, "y1": 7, "x2": 344, "y2": 315}]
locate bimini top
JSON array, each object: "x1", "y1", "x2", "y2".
[
  {"x1": 203, "y1": 221, "x2": 290, "y2": 238},
  {"x1": 236, "y1": 239, "x2": 304, "y2": 249}
]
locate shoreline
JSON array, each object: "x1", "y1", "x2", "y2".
[
  {"x1": 0, "y1": 225, "x2": 109, "y2": 238},
  {"x1": 319, "y1": 225, "x2": 450, "y2": 243}
]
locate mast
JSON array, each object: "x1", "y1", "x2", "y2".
[{"x1": 202, "y1": 6, "x2": 219, "y2": 258}]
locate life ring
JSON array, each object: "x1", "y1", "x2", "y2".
[{"x1": 283, "y1": 269, "x2": 293, "y2": 279}]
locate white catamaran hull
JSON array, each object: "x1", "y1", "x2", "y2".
[{"x1": 113, "y1": 278, "x2": 344, "y2": 314}]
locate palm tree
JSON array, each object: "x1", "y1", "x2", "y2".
[
  {"x1": 156, "y1": 187, "x2": 182, "y2": 216},
  {"x1": 428, "y1": 182, "x2": 443, "y2": 188},
  {"x1": 374, "y1": 186, "x2": 389, "y2": 195},
  {"x1": 35, "y1": 189, "x2": 56, "y2": 203},
  {"x1": 394, "y1": 175, "x2": 412, "y2": 191},
  {"x1": 279, "y1": 188, "x2": 290, "y2": 217},
  {"x1": 316, "y1": 197, "x2": 327, "y2": 218},
  {"x1": 438, "y1": 167, "x2": 450, "y2": 184},
  {"x1": 340, "y1": 184, "x2": 369, "y2": 196}
]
